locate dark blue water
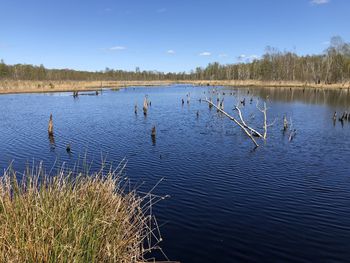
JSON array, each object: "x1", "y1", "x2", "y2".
[{"x1": 1, "y1": 85, "x2": 350, "y2": 262}]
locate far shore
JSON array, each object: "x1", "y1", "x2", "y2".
[{"x1": 1, "y1": 79, "x2": 350, "y2": 94}]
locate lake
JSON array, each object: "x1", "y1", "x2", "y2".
[{"x1": 1, "y1": 85, "x2": 350, "y2": 262}]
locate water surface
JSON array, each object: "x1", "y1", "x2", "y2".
[{"x1": 1, "y1": 85, "x2": 350, "y2": 262}]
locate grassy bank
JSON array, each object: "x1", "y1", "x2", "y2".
[
  {"x1": 0, "y1": 163, "x2": 162, "y2": 262},
  {"x1": 185, "y1": 80, "x2": 350, "y2": 89},
  {"x1": 1, "y1": 79, "x2": 350, "y2": 94},
  {"x1": 0, "y1": 80, "x2": 176, "y2": 94}
]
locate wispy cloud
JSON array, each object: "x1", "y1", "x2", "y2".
[
  {"x1": 157, "y1": 8, "x2": 167, "y2": 13},
  {"x1": 237, "y1": 54, "x2": 259, "y2": 62},
  {"x1": 199, "y1": 51, "x2": 211, "y2": 56},
  {"x1": 108, "y1": 46, "x2": 127, "y2": 51},
  {"x1": 237, "y1": 54, "x2": 246, "y2": 60},
  {"x1": 310, "y1": 0, "x2": 330, "y2": 5},
  {"x1": 167, "y1": 49, "x2": 175, "y2": 54},
  {"x1": 104, "y1": 7, "x2": 112, "y2": 12},
  {"x1": 219, "y1": 53, "x2": 228, "y2": 58}
]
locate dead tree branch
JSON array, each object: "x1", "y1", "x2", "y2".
[
  {"x1": 204, "y1": 98, "x2": 259, "y2": 147},
  {"x1": 234, "y1": 106, "x2": 264, "y2": 138}
]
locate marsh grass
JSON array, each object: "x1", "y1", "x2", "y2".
[{"x1": 0, "y1": 161, "x2": 165, "y2": 262}]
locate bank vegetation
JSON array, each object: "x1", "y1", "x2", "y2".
[{"x1": 1, "y1": 36, "x2": 349, "y2": 92}]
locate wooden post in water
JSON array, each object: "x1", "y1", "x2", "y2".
[
  {"x1": 283, "y1": 115, "x2": 288, "y2": 131},
  {"x1": 134, "y1": 104, "x2": 138, "y2": 114},
  {"x1": 220, "y1": 98, "x2": 224, "y2": 111},
  {"x1": 48, "y1": 114, "x2": 54, "y2": 135},
  {"x1": 208, "y1": 97, "x2": 213, "y2": 109},
  {"x1": 143, "y1": 97, "x2": 148, "y2": 116},
  {"x1": 333, "y1": 111, "x2": 337, "y2": 121}
]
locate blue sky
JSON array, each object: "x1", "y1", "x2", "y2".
[{"x1": 0, "y1": 0, "x2": 349, "y2": 72}]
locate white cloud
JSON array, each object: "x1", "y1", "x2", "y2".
[
  {"x1": 167, "y1": 49, "x2": 175, "y2": 54},
  {"x1": 237, "y1": 54, "x2": 259, "y2": 62},
  {"x1": 199, "y1": 51, "x2": 211, "y2": 56},
  {"x1": 249, "y1": 55, "x2": 259, "y2": 60},
  {"x1": 311, "y1": 0, "x2": 330, "y2": 5},
  {"x1": 109, "y1": 46, "x2": 126, "y2": 51},
  {"x1": 219, "y1": 53, "x2": 228, "y2": 58}
]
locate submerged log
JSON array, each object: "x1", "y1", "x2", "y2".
[{"x1": 48, "y1": 114, "x2": 54, "y2": 135}]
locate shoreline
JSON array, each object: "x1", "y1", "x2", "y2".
[
  {"x1": 0, "y1": 80, "x2": 176, "y2": 95},
  {"x1": 1, "y1": 79, "x2": 350, "y2": 94},
  {"x1": 186, "y1": 80, "x2": 350, "y2": 90}
]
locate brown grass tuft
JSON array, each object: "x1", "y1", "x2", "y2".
[{"x1": 0, "y1": 161, "x2": 165, "y2": 262}]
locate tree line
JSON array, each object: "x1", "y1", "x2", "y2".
[{"x1": 1, "y1": 36, "x2": 349, "y2": 84}]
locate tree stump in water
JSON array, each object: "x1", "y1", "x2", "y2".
[
  {"x1": 48, "y1": 114, "x2": 54, "y2": 135},
  {"x1": 151, "y1": 126, "x2": 156, "y2": 138},
  {"x1": 143, "y1": 97, "x2": 148, "y2": 116},
  {"x1": 208, "y1": 98, "x2": 213, "y2": 109},
  {"x1": 283, "y1": 115, "x2": 288, "y2": 131}
]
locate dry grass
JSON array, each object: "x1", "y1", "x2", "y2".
[
  {"x1": 0, "y1": 161, "x2": 165, "y2": 262},
  {"x1": 0, "y1": 80, "x2": 176, "y2": 94},
  {"x1": 187, "y1": 80, "x2": 350, "y2": 89},
  {"x1": 1, "y1": 79, "x2": 349, "y2": 94}
]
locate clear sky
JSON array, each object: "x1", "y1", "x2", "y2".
[{"x1": 0, "y1": 0, "x2": 349, "y2": 72}]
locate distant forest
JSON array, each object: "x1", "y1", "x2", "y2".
[{"x1": 1, "y1": 36, "x2": 350, "y2": 84}]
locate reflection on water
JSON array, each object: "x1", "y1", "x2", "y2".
[
  {"x1": 0, "y1": 85, "x2": 350, "y2": 262},
  {"x1": 48, "y1": 134, "x2": 55, "y2": 150},
  {"x1": 225, "y1": 86, "x2": 350, "y2": 108}
]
